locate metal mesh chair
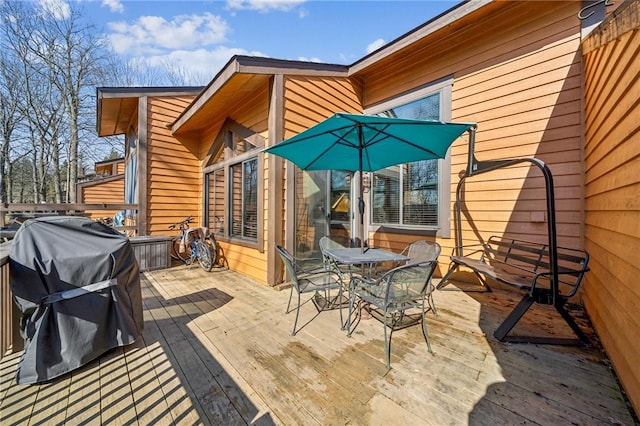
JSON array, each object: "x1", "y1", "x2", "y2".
[
  {"x1": 374, "y1": 240, "x2": 441, "y2": 314},
  {"x1": 276, "y1": 245, "x2": 344, "y2": 336},
  {"x1": 318, "y1": 235, "x2": 350, "y2": 274},
  {"x1": 404, "y1": 240, "x2": 441, "y2": 264},
  {"x1": 347, "y1": 260, "x2": 437, "y2": 369}
]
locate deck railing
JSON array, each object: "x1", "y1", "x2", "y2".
[
  {"x1": 0, "y1": 240, "x2": 20, "y2": 356},
  {"x1": 2, "y1": 203, "x2": 139, "y2": 236}
]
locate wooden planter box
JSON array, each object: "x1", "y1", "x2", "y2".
[{"x1": 129, "y1": 236, "x2": 172, "y2": 272}]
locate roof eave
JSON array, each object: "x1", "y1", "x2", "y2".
[
  {"x1": 96, "y1": 87, "x2": 204, "y2": 137},
  {"x1": 348, "y1": 0, "x2": 494, "y2": 76},
  {"x1": 171, "y1": 55, "x2": 350, "y2": 134}
]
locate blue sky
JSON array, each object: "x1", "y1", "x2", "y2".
[{"x1": 71, "y1": 0, "x2": 459, "y2": 82}]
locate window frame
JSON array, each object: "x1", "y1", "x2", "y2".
[
  {"x1": 364, "y1": 75, "x2": 453, "y2": 238},
  {"x1": 229, "y1": 157, "x2": 259, "y2": 241},
  {"x1": 203, "y1": 120, "x2": 264, "y2": 251}
]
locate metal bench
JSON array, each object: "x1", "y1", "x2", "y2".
[{"x1": 438, "y1": 236, "x2": 590, "y2": 345}]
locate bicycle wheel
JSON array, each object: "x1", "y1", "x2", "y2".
[
  {"x1": 196, "y1": 239, "x2": 213, "y2": 272},
  {"x1": 206, "y1": 237, "x2": 219, "y2": 267},
  {"x1": 172, "y1": 237, "x2": 191, "y2": 263}
]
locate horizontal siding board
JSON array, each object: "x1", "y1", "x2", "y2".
[
  {"x1": 585, "y1": 157, "x2": 640, "y2": 197},
  {"x1": 453, "y1": 36, "x2": 580, "y2": 94},
  {"x1": 583, "y1": 8, "x2": 640, "y2": 414},
  {"x1": 453, "y1": 46, "x2": 581, "y2": 106},
  {"x1": 81, "y1": 177, "x2": 125, "y2": 219},
  {"x1": 586, "y1": 109, "x2": 640, "y2": 177},
  {"x1": 459, "y1": 198, "x2": 581, "y2": 212},
  {"x1": 364, "y1": 2, "x2": 579, "y2": 106},
  {"x1": 454, "y1": 85, "x2": 582, "y2": 125},
  {"x1": 283, "y1": 76, "x2": 362, "y2": 139},
  {"x1": 584, "y1": 33, "x2": 640, "y2": 129},
  {"x1": 585, "y1": 184, "x2": 640, "y2": 211}
]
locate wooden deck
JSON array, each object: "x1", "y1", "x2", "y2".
[{"x1": 1, "y1": 265, "x2": 635, "y2": 425}]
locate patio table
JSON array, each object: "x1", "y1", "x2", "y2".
[
  {"x1": 323, "y1": 247, "x2": 408, "y2": 266},
  {"x1": 323, "y1": 247, "x2": 409, "y2": 278}
]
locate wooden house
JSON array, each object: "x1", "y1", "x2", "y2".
[
  {"x1": 77, "y1": 157, "x2": 126, "y2": 220},
  {"x1": 96, "y1": 86, "x2": 204, "y2": 234},
  {"x1": 95, "y1": 0, "x2": 639, "y2": 414}
]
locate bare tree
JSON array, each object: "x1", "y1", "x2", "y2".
[
  {"x1": 2, "y1": 0, "x2": 112, "y2": 203},
  {"x1": 32, "y1": 1, "x2": 111, "y2": 202},
  {"x1": 0, "y1": 48, "x2": 24, "y2": 204},
  {"x1": 1, "y1": 0, "x2": 201, "y2": 204}
]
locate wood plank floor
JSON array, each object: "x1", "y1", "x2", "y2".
[{"x1": 1, "y1": 265, "x2": 636, "y2": 425}]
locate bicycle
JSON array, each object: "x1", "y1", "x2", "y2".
[{"x1": 169, "y1": 216, "x2": 217, "y2": 272}]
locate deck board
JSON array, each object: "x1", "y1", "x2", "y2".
[{"x1": 0, "y1": 264, "x2": 636, "y2": 425}]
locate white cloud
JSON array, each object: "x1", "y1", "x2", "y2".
[
  {"x1": 366, "y1": 38, "x2": 386, "y2": 54},
  {"x1": 143, "y1": 47, "x2": 267, "y2": 80},
  {"x1": 102, "y1": 0, "x2": 124, "y2": 13},
  {"x1": 107, "y1": 13, "x2": 229, "y2": 55},
  {"x1": 226, "y1": 0, "x2": 306, "y2": 13},
  {"x1": 37, "y1": 0, "x2": 71, "y2": 20},
  {"x1": 297, "y1": 56, "x2": 322, "y2": 63}
]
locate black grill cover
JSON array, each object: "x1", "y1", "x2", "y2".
[{"x1": 9, "y1": 216, "x2": 143, "y2": 384}]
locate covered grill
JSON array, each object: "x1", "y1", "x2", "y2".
[{"x1": 9, "y1": 216, "x2": 143, "y2": 384}]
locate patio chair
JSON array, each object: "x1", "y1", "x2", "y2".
[
  {"x1": 374, "y1": 240, "x2": 441, "y2": 314},
  {"x1": 318, "y1": 235, "x2": 350, "y2": 274},
  {"x1": 319, "y1": 235, "x2": 348, "y2": 256},
  {"x1": 347, "y1": 260, "x2": 437, "y2": 369},
  {"x1": 405, "y1": 240, "x2": 441, "y2": 264},
  {"x1": 276, "y1": 245, "x2": 344, "y2": 336}
]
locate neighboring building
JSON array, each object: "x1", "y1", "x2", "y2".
[
  {"x1": 96, "y1": 86, "x2": 205, "y2": 232},
  {"x1": 77, "y1": 157, "x2": 126, "y2": 221},
  {"x1": 96, "y1": 0, "x2": 639, "y2": 414}
]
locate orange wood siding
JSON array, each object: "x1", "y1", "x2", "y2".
[
  {"x1": 116, "y1": 161, "x2": 125, "y2": 174},
  {"x1": 582, "y1": 4, "x2": 640, "y2": 415},
  {"x1": 79, "y1": 176, "x2": 125, "y2": 220},
  {"x1": 361, "y1": 2, "x2": 585, "y2": 270},
  {"x1": 146, "y1": 95, "x2": 200, "y2": 236},
  {"x1": 282, "y1": 76, "x2": 362, "y2": 139},
  {"x1": 198, "y1": 85, "x2": 270, "y2": 284}
]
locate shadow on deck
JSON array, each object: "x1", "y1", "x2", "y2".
[{"x1": 1, "y1": 265, "x2": 636, "y2": 425}]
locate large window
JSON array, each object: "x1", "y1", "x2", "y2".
[
  {"x1": 207, "y1": 169, "x2": 225, "y2": 233},
  {"x1": 204, "y1": 120, "x2": 263, "y2": 244},
  {"x1": 367, "y1": 77, "x2": 452, "y2": 232},
  {"x1": 230, "y1": 159, "x2": 258, "y2": 239}
]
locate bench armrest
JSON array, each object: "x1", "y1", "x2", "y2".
[
  {"x1": 530, "y1": 268, "x2": 586, "y2": 298},
  {"x1": 450, "y1": 243, "x2": 487, "y2": 259}
]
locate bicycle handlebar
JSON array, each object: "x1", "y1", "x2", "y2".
[{"x1": 168, "y1": 216, "x2": 194, "y2": 230}]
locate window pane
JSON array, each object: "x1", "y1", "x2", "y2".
[
  {"x1": 243, "y1": 159, "x2": 258, "y2": 239},
  {"x1": 403, "y1": 161, "x2": 438, "y2": 226},
  {"x1": 372, "y1": 167, "x2": 400, "y2": 225},
  {"x1": 231, "y1": 163, "x2": 243, "y2": 238},
  {"x1": 372, "y1": 91, "x2": 441, "y2": 227},
  {"x1": 207, "y1": 169, "x2": 225, "y2": 234},
  {"x1": 231, "y1": 158, "x2": 258, "y2": 240},
  {"x1": 389, "y1": 94, "x2": 440, "y2": 120}
]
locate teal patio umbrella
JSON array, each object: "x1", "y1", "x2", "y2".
[{"x1": 264, "y1": 113, "x2": 476, "y2": 250}]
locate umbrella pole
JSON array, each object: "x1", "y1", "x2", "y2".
[{"x1": 358, "y1": 124, "x2": 365, "y2": 253}]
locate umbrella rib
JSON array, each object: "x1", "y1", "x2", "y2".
[
  {"x1": 361, "y1": 122, "x2": 443, "y2": 157},
  {"x1": 272, "y1": 124, "x2": 359, "y2": 147},
  {"x1": 303, "y1": 127, "x2": 359, "y2": 169}
]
